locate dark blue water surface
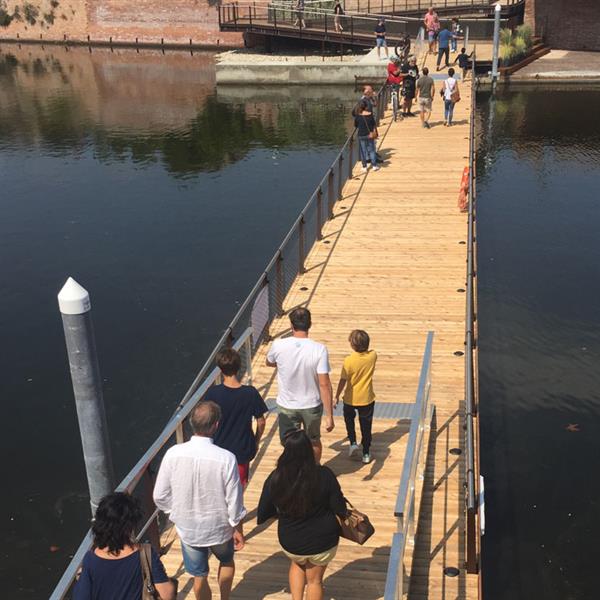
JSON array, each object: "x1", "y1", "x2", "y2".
[
  {"x1": 477, "y1": 88, "x2": 600, "y2": 600},
  {"x1": 0, "y1": 46, "x2": 354, "y2": 598}
]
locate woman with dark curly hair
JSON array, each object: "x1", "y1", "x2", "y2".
[{"x1": 74, "y1": 492, "x2": 175, "y2": 600}]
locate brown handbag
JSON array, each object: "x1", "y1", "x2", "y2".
[
  {"x1": 139, "y1": 543, "x2": 160, "y2": 600},
  {"x1": 337, "y1": 499, "x2": 375, "y2": 545}
]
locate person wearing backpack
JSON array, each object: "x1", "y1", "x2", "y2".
[{"x1": 442, "y1": 67, "x2": 460, "y2": 127}]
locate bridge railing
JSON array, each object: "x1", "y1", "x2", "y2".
[
  {"x1": 465, "y1": 49, "x2": 481, "y2": 575},
  {"x1": 220, "y1": 2, "x2": 415, "y2": 39},
  {"x1": 49, "y1": 84, "x2": 390, "y2": 600},
  {"x1": 383, "y1": 332, "x2": 435, "y2": 599},
  {"x1": 220, "y1": 3, "x2": 509, "y2": 41}
]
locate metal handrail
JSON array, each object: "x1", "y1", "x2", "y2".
[
  {"x1": 385, "y1": 331, "x2": 434, "y2": 599},
  {"x1": 465, "y1": 49, "x2": 479, "y2": 574},
  {"x1": 50, "y1": 85, "x2": 390, "y2": 600},
  {"x1": 221, "y1": 2, "x2": 512, "y2": 24}
]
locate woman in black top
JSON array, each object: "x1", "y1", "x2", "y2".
[
  {"x1": 353, "y1": 99, "x2": 379, "y2": 174},
  {"x1": 401, "y1": 61, "x2": 417, "y2": 117},
  {"x1": 258, "y1": 431, "x2": 347, "y2": 600}
]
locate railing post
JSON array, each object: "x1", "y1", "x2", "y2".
[
  {"x1": 368, "y1": 0, "x2": 371, "y2": 13},
  {"x1": 316, "y1": 187, "x2": 323, "y2": 240},
  {"x1": 327, "y1": 169, "x2": 335, "y2": 219},
  {"x1": 274, "y1": 6, "x2": 277, "y2": 29},
  {"x1": 466, "y1": 507, "x2": 478, "y2": 573},
  {"x1": 249, "y1": 5, "x2": 252, "y2": 26},
  {"x1": 337, "y1": 155, "x2": 343, "y2": 200},
  {"x1": 350, "y1": 16, "x2": 354, "y2": 43},
  {"x1": 141, "y1": 470, "x2": 161, "y2": 551},
  {"x1": 348, "y1": 136, "x2": 354, "y2": 179},
  {"x1": 244, "y1": 335, "x2": 253, "y2": 384},
  {"x1": 175, "y1": 421, "x2": 185, "y2": 444},
  {"x1": 275, "y1": 251, "x2": 284, "y2": 315},
  {"x1": 298, "y1": 216, "x2": 306, "y2": 274}
]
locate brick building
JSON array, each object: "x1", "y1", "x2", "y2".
[{"x1": 525, "y1": 0, "x2": 600, "y2": 51}]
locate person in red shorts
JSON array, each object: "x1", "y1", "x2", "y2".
[{"x1": 205, "y1": 348, "x2": 268, "y2": 488}]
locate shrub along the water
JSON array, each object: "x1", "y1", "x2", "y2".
[{"x1": 499, "y1": 24, "x2": 533, "y2": 67}]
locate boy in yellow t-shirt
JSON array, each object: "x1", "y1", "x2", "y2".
[{"x1": 335, "y1": 330, "x2": 377, "y2": 464}]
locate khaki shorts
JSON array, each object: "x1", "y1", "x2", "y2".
[
  {"x1": 418, "y1": 97, "x2": 432, "y2": 111},
  {"x1": 283, "y1": 545, "x2": 338, "y2": 566},
  {"x1": 278, "y1": 404, "x2": 323, "y2": 443}
]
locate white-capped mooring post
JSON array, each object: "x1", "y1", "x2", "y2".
[
  {"x1": 58, "y1": 277, "x2": 115, "y2": 515},
  {"x1": 491, "y1": 2, "x2": 502, "y2": 81}
]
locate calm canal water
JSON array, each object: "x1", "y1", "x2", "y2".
[
  {"x1": 477, "y1": 88, "x2": 600, "y2": 599},
  {"x1": 0, "y1": 46, "x2": 354, "y2": 598}
]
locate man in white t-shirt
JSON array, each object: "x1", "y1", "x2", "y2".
[{"x1": 266, "y1": 307, "x2": 334, "y2": 462}]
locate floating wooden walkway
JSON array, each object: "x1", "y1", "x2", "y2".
[{"x1": 161, "y1": 53, "x2": 478, "y2": 600}]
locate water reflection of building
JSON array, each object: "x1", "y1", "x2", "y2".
[{"x1": 1, "y1": 46, "x2": 215, "y2": 133}]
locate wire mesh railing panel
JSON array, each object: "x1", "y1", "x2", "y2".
[
  {"x1": 281, "y1": 227, "x2": 302, "y2": 296},
  {"x1": 303, "y1": 200, "x2": 319, "y2": 255}
]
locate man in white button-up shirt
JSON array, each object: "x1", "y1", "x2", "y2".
[{"x1": 154, "y1": 401, "x2": 246, "y2": 600}]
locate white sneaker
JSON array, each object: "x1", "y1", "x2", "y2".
[
  {"x1": 348, "y1": 443, "x2": 360, "y2": 457},
  {"x1": 361, "y1": 166, "x2": 368, "y2": 173},
  {"x1": 372, "y1": 166, "x2": 380, "y2": 171},
  {"x1": 362, "y1": 453, "x2": 371, "y2": 464}
]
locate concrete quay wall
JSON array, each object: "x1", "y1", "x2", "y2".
[{"x1": 215, "y1": 61, "x2": 386, "y2": 84}]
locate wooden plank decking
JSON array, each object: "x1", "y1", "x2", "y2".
[{"x1": 161, "y1": 53, "x2": 478, "y2": 599}]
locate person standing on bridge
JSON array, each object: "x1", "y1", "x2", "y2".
[
  {"x1": 153, "y1": 401, "x2": 246, "y2": 600},
  {"x1": 416, "y1": 66, "x2": 435, "y2": 128},
  {"x1": 436, "y1": 24, "x2": 453, "y2": 70},
  {"x1": 205, "y1": 348, "x2": 268, "y2": 490},
  {"x1": 267, "y1": 307, "x2": 334, "y2": 463},
  {"x1": 374, "y1": 17, "x2": 388, "y2": 59},
  {"x1": 355, "y1": 99, "x2": 380, "y2": 173},
  {"x1": 335, "y1": 330, "x2": 377, "y2": 464},
  {"x1": 423, "y1": 7, "x2": 438, "y2": 54},
  {"x1": 257, "y1": 430, "x2": 348, "y2": 600},
  {"x1": 334, "y1": 0, "x2": 344, "y2": 33},
  {"x1": 294, "y1": 0, "x2": 306, "y2": 29},
  {"x1": 442, "y1": 67, "x2": 460, "y2": 126}
]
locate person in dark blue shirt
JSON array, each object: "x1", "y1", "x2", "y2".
[
  {"x1": 205, "y1": 348, "x2": 268, "y2": 488},
  {"x1": 74, "y1": 493, "x2": 175, "y2": 600},
  {"x1": 436, "y1": 26, "x2": 454, "y2": 70},
  {"x1": 455, "y1": 47, "x2": 474, "y2": 80}
]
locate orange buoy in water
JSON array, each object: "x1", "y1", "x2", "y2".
[{"x1": 458, "y1": 166, "x2": 469, "y2": 212}]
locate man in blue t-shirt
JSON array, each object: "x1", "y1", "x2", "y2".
[
  {"x1": 205, "y1": 348, "x2": 268, "y2": 488},
  {"x1": 436, "y1": 26, "x2": 454, "y2": 71}
]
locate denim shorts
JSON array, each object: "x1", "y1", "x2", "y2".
[
  {"x1": 376, "y1": 37, "x2": 387, "y2": 48},
  {"x1": 181, "y1": 538, "x2": 234, "y2": 577}
]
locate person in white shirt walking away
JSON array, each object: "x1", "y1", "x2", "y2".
[
  {"x1": 153, "y1": 401, "x2": 246, "y2": 600},
  {"x1": 267, "y1": 307, "x2": 334, "y2": 463}
]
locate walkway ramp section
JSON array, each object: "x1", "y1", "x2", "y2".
[{"x1": 162, "y1": 58, "x2": 478, "y2": 598}]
